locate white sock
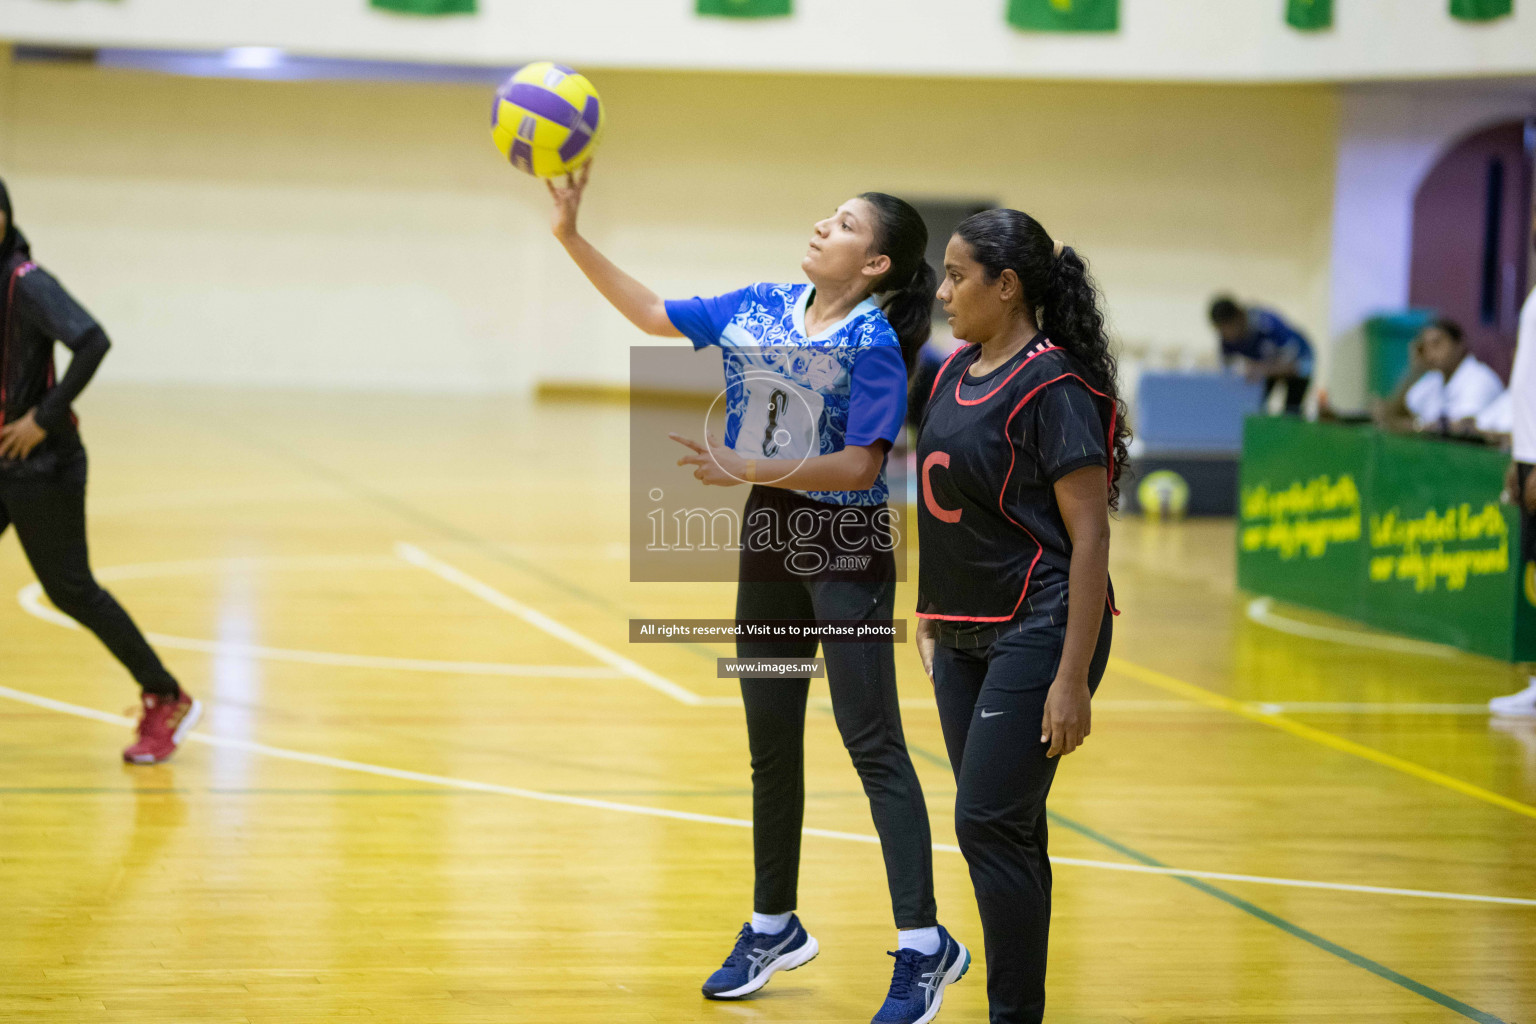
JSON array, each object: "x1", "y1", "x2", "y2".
[
  {"x1": 752, "y1": 911, "x2": 793, "y2": 935},
  {"x1": 898, "y1": 926, "x2": 941, "y2": 955}
]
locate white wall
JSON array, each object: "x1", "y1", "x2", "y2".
[
  {"x1": 0, "y1": 57, "x2": 1338, "y2": 392},
  {"x1": 1324, "y1": 83, "x2": 1536, "y2": 409},
  {"x1": 2, "y1": 0, "x2": 1536, "y2": 83}
]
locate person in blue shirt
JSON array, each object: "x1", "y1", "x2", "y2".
[
  {"x1": 544, "y1": 164, "x2": 970, "y2": 1024},
  {"x1": 1209, "y1": 296, "x2": 1314, "y2": 414}
]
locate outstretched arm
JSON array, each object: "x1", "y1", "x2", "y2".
[{"x1": 548, "y1": 164, "x2": 681, "y2": 338}]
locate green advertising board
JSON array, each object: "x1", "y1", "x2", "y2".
[{"x1": 1238, "y1": 418, "x2": 1533, "y2": 661}]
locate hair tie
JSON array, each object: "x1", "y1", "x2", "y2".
[{"x1": 1052, "y1": 239, "x2": 1065, "y2": 258}]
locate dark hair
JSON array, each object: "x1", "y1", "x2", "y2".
[
  {"x1": 953, "y1": 208, "x2": 1132, "y2": 509},
  {"x1": 859, "y1": 192, "x2": 936, "y2": 373},
  {"x1": 1209, "y1": 296, "x2": 1243, "y2": 325},
  {"x1": 0, "y1": 176, "x2": 28, "y2": 267},
  {"x1": 1430, "y1": 318, "x2": 1465, "y2": 344}
]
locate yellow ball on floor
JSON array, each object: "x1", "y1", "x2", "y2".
[{"x1": 1138, "y1": 470, "x2": 1190, "y2": 521}]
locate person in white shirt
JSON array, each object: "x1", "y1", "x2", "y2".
[
  {"x1": 1491, "y1": 288, "x2": 1536, "y2": 718},
  {"x1": 1402, "y1": 320, "x2": 1506, "y2": 432}
]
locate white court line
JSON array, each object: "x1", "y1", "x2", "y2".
[
  {"x1": 1246, "y1": 597, "x2": 1459, "y2": 659},
  {"x1": 12, "y1": 574, "x2": 623, "y2": 684},
  {"x1": 396, "y1": 543, "x2": 705, "y2": 706},
  {"x1": 0, "y1": 683, "x2": 1531, "y2": 909},
  {"x1": 1250, "y1": 701, "x2": 1492, "y2": 716},
  {"x1": 15, "y1": 558, "x2": 1495, "y2": 709}
]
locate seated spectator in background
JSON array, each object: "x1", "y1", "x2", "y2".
[
  {"x1": 1209, "y1": 296, "x2": 1313, "y2": 415},
  {"x1": 1397, "y1": 320, "x2": 1505, "y2": 434},
  {"x1": 1474, "y1": 389, "x2": 1513, "y2": 443}
]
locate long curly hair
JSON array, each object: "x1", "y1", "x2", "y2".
[{"x1": 954, "y1": 209, "x2": 1132, "y2": 509}]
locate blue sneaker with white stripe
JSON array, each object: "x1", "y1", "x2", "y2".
[
  {"x1": 871, "y1": 925, "x2": 970, "y2": 1024},
  {"x1": 701, "y1": 915, "x2": 819, "y2": 1000}
]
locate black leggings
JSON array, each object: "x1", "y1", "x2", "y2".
[
  {"x1": 0, "y1": 451, "x2": 180, "y2": 697},
  {"x1": 736, "y1": 576, "x2": 938, "y2": 930},
  {"x1": 933, "y1": 607, "x2": 1114, "y2": 1024},
  {"x1": 1263, "y1": 375, "x2": 1310, "y2": 415}
]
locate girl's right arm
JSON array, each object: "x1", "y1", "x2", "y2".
[{"x1": 548, "y1": 165, "x2": 682, "y2": 338}]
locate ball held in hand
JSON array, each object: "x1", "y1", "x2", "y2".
[{"x1": 492, "y1": 61, "x2": 604, "y2": 179}]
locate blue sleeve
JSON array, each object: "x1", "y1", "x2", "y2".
[
  {"x1": 664, "y1": 287, "x2": 749, "y2": 351},
  {"x1": 1256, "y1": 308, "x2": 1311, "y2": 359},
  {"x1": 1280, "y1": 320, "x2": 1313, "y2": 359},
  {"x1": 844, "y1": 341, "x2": 908, "y2": 448}
]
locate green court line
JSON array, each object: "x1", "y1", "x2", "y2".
[{"x1": 1047, "y1": 810, "x2": 1510, "y2": 1024}]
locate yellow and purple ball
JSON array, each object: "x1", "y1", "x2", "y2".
[{"x1": 491, "y1": 62, "x2": 604, "y2": 179}]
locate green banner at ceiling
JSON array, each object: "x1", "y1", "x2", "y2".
[
  {"x1": 370, "y1": 0, "x2": 476, "y2": 14},
  {"x1": 1007, "y1": 0, "x2": 1119, "y2": 32},
  {"x1": 697, "y1": 0, "x2": 793, "y2": 17},
  {"x1": 1450, "y1": 0, "x2": 1513, "y2": 19},
  {"x1": 1286, "y1": 0, "x2": 1333, "y2": 30}
]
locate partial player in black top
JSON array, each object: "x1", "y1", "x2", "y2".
[
  {"x1": 0, "y1": 177, "x2": 199, "y2": 765},
  {"x1": 914, "y1": 209, "x2": 1130, "y2": 1024}
]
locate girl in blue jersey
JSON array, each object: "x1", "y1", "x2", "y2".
[
  {"x1": 547, "y1": 165, "x2": 969, "y2": 1024},
  {"x1": 915, "y1": 210, "x2": 1130, "y2": 1024}
]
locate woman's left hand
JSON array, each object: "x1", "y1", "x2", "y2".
[
  {"x1": 0, "y1": 409, "x2": 47, "y2": 460},
  {"x1": 1041, "y1": 675, "x2": 1092, "y2": 758},
  {"x1": 671, "y1": 432, "x2": 747, "y2": 487}
]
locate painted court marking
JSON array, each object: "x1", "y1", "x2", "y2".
[
  {"x1": 396, "y1": 542, "x2": 705, "y2": 706},
  {"x1": 1246, "y1": 596, "x2": 1459, "y2": 658},
  {"x1": 15, "y1": 555, "x2": 624, "y2": 682},
  {"x1": 0, "y1": 682, "x2": 1529, "y2": 912},
  {"x1": 23, "y1": 548, "x2": 1529, "y2": 827},
  {"x1": 392, "y1": 544, "x2": 1536, "y2": 824},
  {"x1": 1110, "y1": 657, "x2": 1536, "y2": 822}
]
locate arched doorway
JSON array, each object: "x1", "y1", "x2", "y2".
[{"x1": 1408, "y1": 118, "x2": 1535, "y2": 381}]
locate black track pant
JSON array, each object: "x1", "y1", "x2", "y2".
[
  {"x1": 0, "y1": 452, "x2": 179, "y2": 697},
  {"x1": 736, "y1": 576, "x2": 938, "y2": 930},
  {"x1": 933, "y1": 607, "x2": 1113, "y2": 1024},
  {"x1": 1263, "y1": 375, "x2": 1310, "y2": 415}
]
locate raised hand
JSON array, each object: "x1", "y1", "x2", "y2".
[{"x1": 547, "y1": 161, "x2": 593, "y2": 243}]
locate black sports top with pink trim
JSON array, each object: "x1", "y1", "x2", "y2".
[{"x1": 915, "y1": 333, "x2": 1115, "y2": 642}]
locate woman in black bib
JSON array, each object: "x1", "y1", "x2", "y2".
[{"x1": 914, "y1": 209, "x2": 1129, "y2": 1024}]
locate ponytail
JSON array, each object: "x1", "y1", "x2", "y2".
[
  {"x1": 882, "y1": 259, "x2": 937, "y2": 371},
  {"x1": 955, "y1": 211, "x2": 1132, "y2": 509},
  {"x1": 1039, "y1": 246, "x2": 1130, "y2": 508},
  {"x1": 858, "y1": 191, "x2": 935, "y2": 374}
]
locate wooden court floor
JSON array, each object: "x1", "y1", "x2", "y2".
[{"x1": 1, "y1": 386, "x2": 1533, "y2": 1024}]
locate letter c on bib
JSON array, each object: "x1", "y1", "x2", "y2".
[{"x1": 922, "y1": 451, "x2": 963, "y2": 524}]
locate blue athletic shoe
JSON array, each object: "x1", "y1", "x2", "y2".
[
  {"x1": 701, "y1": 916, "x2": 819, "y2": 1000},
  {"x1": 871, "y1": 925, "x2": 970, "y2": 1024}
]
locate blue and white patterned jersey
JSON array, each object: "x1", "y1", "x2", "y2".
[{"x1": 665, "y1": 282, "x2": 907, "y2": 507}]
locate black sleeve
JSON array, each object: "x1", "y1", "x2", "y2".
[
  {"x1": 15, "y1": 270, "x2": 111, "y2": 434},
  {"x1": 1020, "y1": 377, "x2": 1109, "y2": 483}
]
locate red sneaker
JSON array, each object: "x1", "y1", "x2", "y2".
[{"x1": 122, "y1": 691, "x2": 201, "y2": 765}]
